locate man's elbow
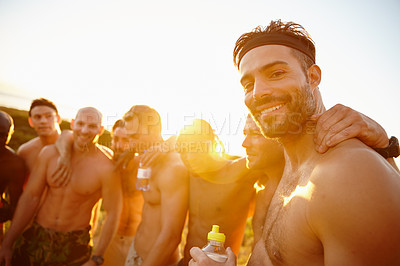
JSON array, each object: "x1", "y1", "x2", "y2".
[{"x1": 105, "y1": 204, "x2": 122, "y2": 224}]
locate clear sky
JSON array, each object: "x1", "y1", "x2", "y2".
[{"x1": 0, "y1": 0, "x2": 399, "y2": 162}]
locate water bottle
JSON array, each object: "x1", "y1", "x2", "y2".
[
  {"x1": 202, "y1": 225, "x2": 228, "y2": 262},
  {"x1": 136, "y1": 162, "x2": 151, "y2": 191}
]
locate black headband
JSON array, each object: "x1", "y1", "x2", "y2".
[{"x1": 237, "y1": 32, "x2": 315, "y2": 67}]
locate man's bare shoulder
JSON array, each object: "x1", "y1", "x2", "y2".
[
  {"x1": 308, "y1": 138, "x2": 400, "y2": 220},
  {"x1": 157, "y1": 151, "x2": 188, "y2": 184},
  {"x1": 97, "y1": 144, "x2": 114, "y2": 158},
  {"x1": 17, "y1": 137, "x2": 42, "y2": 156},
  {"x1": 312, "y1": 138, "x2": 399, "y2": 186},
  {"x1": 230, "y1": 157, "x2": 260, "y2": 183},
  {"x1": 162, "y1": 151, "x2": 186, "y2": 169},
  {"x1": 35, "y1": 144, "x2": 59, "y2": 163},
  {"x1": 227, "y1": 156, "x2": 246, "y2": 170},
  {"x1": 308, "y1": 140, "x2": 400, "y2": 264},
  {"x1": 94, "y1": 145, "x2": 114, "y2": 168},
  {"x1": 214, "y1": 157, "x2": 257, "y2": 184}
]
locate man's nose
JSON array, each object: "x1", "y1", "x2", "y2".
[
  {"x1": 81, "y1": 125, "x2": 89, "y2": 133},
  {"x1": 242, "y1": 136, "x2": 250, "y2": 148},
  {"x1": 40, "y1": 116, "x2": 48, "y2": 123},
  {"x1": 253, "y1": 78, "x2": 273, "y2": 101}
]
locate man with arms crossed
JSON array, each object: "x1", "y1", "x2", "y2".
[
  {"x1": 191, "y1": 20, "x2": 400, "y2": 265},
  {"x1": 123, "y1": 105, "x2": 189, "y2": 266},
  {"x1": 0, "y1": 107, "x2": 122, "y2": 266}
]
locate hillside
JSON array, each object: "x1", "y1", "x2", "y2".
[{"x1": 0, "y1": 106, "x2": 111, "y2": 151}]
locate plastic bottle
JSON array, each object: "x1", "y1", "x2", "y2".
[
  {"x1": 136, "y1": 162, "x2": 151, "y2": 191},
  {"x1": 202, "y1": 225, "x2": 228, "y2": 262}
]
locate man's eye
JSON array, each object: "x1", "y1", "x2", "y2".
[
  {"x1": 243, "y1": 82, "x2": 254, "y2": 93},
  {"x1": 128, "y1": 135, "x2": 139, "y2": 140},
  {"x1": 270, "y1": 70, "x2": 285, "y2": 78}
]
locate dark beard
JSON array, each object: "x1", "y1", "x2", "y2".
[{"x1": 249, "y1": 84, "x2": 316, "y2": 139}]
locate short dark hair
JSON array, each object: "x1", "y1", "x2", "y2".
[
  {"x1": 233, "y1": 19, "x2": 315, "y2": 74},
  {"x1": 29, "y1": 98, "x2": 58, "y2": 117},
  {"x1": 112, "y1": 119, "x2": 125, "y2": 133}
]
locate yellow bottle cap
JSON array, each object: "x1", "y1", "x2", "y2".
[{"x1": 207, "y1": 225, "x2": 226, "y2": 242}]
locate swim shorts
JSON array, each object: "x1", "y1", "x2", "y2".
[{"x1": 12, "y1": 221, "x2": 92, "y2": 266}]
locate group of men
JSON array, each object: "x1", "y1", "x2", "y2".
[
  {"x1": 0, "y1": 102, "x2": 122, "y2": 266},
  {"x1": 0, "y1": 19, "x2": 399, "y2": 266}
]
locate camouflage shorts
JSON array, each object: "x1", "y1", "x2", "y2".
[{"x1": 12, "y1": 222, "x2": 92, "y2": 266}]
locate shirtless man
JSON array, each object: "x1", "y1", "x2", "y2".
[
  {"x1": 123, "y1": 105, "x2": 189, "y2": 266},
  {"x1": 102, "y1": 119, "x2": 144, "y2": 266},
  {"x1": 0, "y1": 107, "x2": 122, "y2": 266},
  {"x1": 243, "y1": 106, "x2": 400, "y2": 245},
  {"x1": 17, "y1": 98, "x2": 61, "y2": 173},
  {"x1": 241, "y1": 115, "x2": 283, "y2": 246},
  {"x1": 191, "y1": 20, "x2": 400, "y2": 265},
  {"x1": 53, "y1": 118, "x2": 143, "y2": 265},
  {"x1": 191, "y1": 109, "x2": 398, "y2": 265},
  {"x1": 0, "y1": 111, "x2": 26, "y2": 225},
  {"x1": 176, "y1": 118, "x2": 260, "y2": 265},
  {"x1": 192, "y1": 113, "x2": 398, "y2": 265},
  {"x1": 236, "y1": 20, "x2": 400, "y2": 264}
]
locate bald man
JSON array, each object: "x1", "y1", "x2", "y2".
[{"x1": 0, "y1": 107, "x2": 122, "y2": 266}]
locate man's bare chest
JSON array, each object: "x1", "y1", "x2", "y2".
[
  {"x1": 46, "y1": 157, "x2": 102, "y2": 196},
  {"x1": 261, "y1": 174, "x2": 321, "y2": 264},
  {"x1": 142, "y1": 174, "x2": 161, "y2": 205}
]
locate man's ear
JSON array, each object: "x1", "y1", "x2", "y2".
[
  {"x1": 70, "y1": 119, "x2": 75, "y2": 130},
  {"x1": 99, "y1": 125, "x2": 104, "y2": 136},
  {"x1": 28, "y1": 117, "x2": 34, "y2": 128},
  {"x1": 307, "y1": 64, "x2": 322, "y2": 89},
  {"x1": 56, "y1": 114, "x2": 62, "y2": 124}
]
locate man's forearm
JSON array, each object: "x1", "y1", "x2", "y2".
[
  {"x1": 92, "y1": 211, "x2": 120, "y2": 256},
  {"x1": 141, "y1": 232, "x2": 181, "y2": 266},
  {"x1": 56, "y1": 130, "x2": 74, "y2": 158},
  {"x1": 2, "y1": 193, "x2": 40, "y2": 248}
]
